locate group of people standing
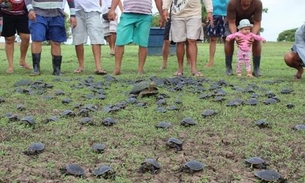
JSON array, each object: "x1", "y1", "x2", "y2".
[{"x1": 0, "y1": 0, "x2": 304, "y2": 79}]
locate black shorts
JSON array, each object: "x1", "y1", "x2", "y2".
[
  {"x1": 2, "y1": 13, "x2": 30, "y2": 37},
  {"x1": 163, "y1": 19, "x2": 171, "y2": 41}
]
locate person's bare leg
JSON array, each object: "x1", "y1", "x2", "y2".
[
  {"x1": 161, "y1": 40, "x2": 170, "y2": 69},
  {"x1": 113, "y1": 45, "x2": 124, "y2": 75},
  {"x1": 138, "y1": 46, "x2": 147, "y2": 75},
  {"x1": 187, "y1": 39, "x2": 200, "y2": 75},
  {"x1": 284, "y1": 51, "x2": 304, "y2": 79},
  {"x1": 175, "y1": 42, "x2": 185, "y2": 75},
  {"x1": 109, "y1": 33, "x2": 116, "y2": 55},
  {"x1": 185, "y1": 41, "x2": 191, "y2": 66},
  {"x1": 19, "y1": 33, "x2": 31, "y2": 69},
  {"x1": 74, "y1": 44, "x2": 85, "y2": 72},
  {"x1": 5, "y1": 35, "x2": 15, "y2": 73},
  {"x1": 206, "y1": 36, "x2": 217, "y2": 67},
  {"x1": 92, "y1": 44, "x2": 103, "y2": 72}
]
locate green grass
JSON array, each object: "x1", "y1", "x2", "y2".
[{"x1": 0, "y1": 42, "x2": 304, "y2": 183}]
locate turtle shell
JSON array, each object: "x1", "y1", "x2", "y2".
[
  {"x1": 60, "y1": 110, "x2": 75, "y2": 118},
  {"x1": 263, "y1": 98, "x2": 278, "y2": 105},
  {"x1": 226, "y1": 99, "x2": 243, "y2": 107},
  {"x1": 255, "y1": 119, "x2": 270, "y2": 128},
  {"x1": 292, "y1": 124, "x2": 305, "y2": 131},
  {"x1": 245, "y1": 98, "x2": 258, "y2": 105},
  {"x1": 44, "y1": 116, "x2": 59, "y2": 123},
  {"x1": 286, "y1": 103, "x2": 295, "y2": 109},
  {"x1": 155, "y1": 121, "x2": 171, "y2": 129},
  {"x1": 16, "y1": 104, "x2": 26, "y2": 111},
  {"x1": 244, "y1": 157, "x2": 267, "y2": 169},
  {"x1": 61, "y1": 164, "x2": 85, "y2": 177},
  {"x1": 92, "y1": 143, "x2": 106, "y2": 153},
  {"x1": 4, "y1": 113, "x2": 19, "y2": 122},
  {"x1": 167, "y1": 105, "x2": 179, "y2": 110},
  {"x1": 62, "y1": 98, "x2": 72, "y2": 104},
  {"x1": 213, "y1": 96, "x2": 225, "y2": 102},
  {"x1": 92, "y1": 165, "x2": 115, "y2": 179},
  {"x1": 281, "y1": 88, "x2": 293, "y2": 94},
  {"x1": 24, "y1": 142, "x2": 45, "y2": 155},
  {"x1": 182, "y1": 160, "x2": 205, "y2": 173},
  {"x1": 181, "y1": 117, "x2": 197, "y2": 127},
  {"x1": 138, "y1": 158, "x2": 161, "y2": 174},
  {"x1": 166, "y1": 137, "x2": 183, "y2": 152},
  {"x1": 79, "y1": 117, "x2": 94, "y2": 125},
  {"x1": 101, "y1": 117, "x2": 116, "y2": 126},
  {"x1": 201, "y1": 109, "x2": 217, "y2": 118},
  {"x1": 21, "y1": 116, "x2": 35, "y2": 125},
  {"x1": 130, "y1": 81, "x2": 157, "y2": 94},
  {"x1": 254, "y1": 170, "x2": 282, "y2": 182}
]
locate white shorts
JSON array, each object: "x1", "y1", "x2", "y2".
[
  {"x1": 72, "y1": 10, "x2": 104, "y2": 45},
  {"x1": 102, "y1": 18, "x2": 118, "y2": 37},
  {"x1": 170, "y1": 17, "x2": 203, "y2": 42}
]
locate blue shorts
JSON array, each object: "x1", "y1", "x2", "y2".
[
  {"x1": 29, "y1": 14, "x2": 67, "y2": 42},
  {"x1": 116, "y1": 13, "x2": 152, "y2": 47}
]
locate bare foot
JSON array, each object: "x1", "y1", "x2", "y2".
[
  {"x1": 113, "y1": 70, "x2": 121, "y2": 75},
  {"x1": 6, "y1": 68, "x2": 14, "y2": 74},
  {"x1": 19, "y1": 62, "x2": 32, "y2": 70},
  {"x1": 160, "y1": 65, "x2": 167, "y2": 70},
  {"x1": 205, "y1": 62, "x2": 214, "y2": 68}
]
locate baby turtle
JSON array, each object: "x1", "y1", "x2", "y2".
[
  {"x1": 23, "y1": 142, "x2": 45, "y2": 155},
  {"x1": 79, "y1": 117, "x2": 94, "y2": 125},
  {"x1": 129, "y1": 81, "x2": 158, "y2": 98},
  {"x1": 226, "y1": 98, "x2": 243, "y2": 107},
  {"x1": 16, "y1": 104, "x2": 26, "y2": 111},
  {"x1": 166, "y1": 137, "x2": 183, "y2": 152},
  {"x1": 280, "y1": 88, "x2": 293, "y2": 94},
  {"x1": 60, "y1": 164, "x2": 86, "y2": 177},
  {"x1": 92, "y1": 165, "x2": 116, "y2": 179},
  {"x1": 21, "y1": 116, "x2": 35, "y2": 125},
  {"x1": 255, "y1": 119, "x2": 270, "y2": 128},
  {"x1": 292, "y1": 124, "x2": 305, "y2": 131},
  {"x1": 180, "y1": 160, "x2": 205, "y2": 174},
  {"x1": 201, "y1": 109, "x2": 217, "y2": 118},
  {"x1": 4, "y1": 113, "x2": 19, "y2": 122},
  {"x1": 60, "y1": 110, "x2": 75, "y2": 118},
  {"x1": 155, "y1": 121, "x2": 171, "y2": 129},
  {"x1": 101, "y1": 117, "x2": 116, "y2": 126},
  {"x1": 286, "y1": 103, "x2": 295, "y2": 109},
  {"x1": 44, "y1": 116, "x2": 59, "y2": 123},
  {"x1": 92, "y1": 143, "x2": 106, "y2": 153},
  {"x1": 180, "y1": 117, "x2": 197, "y2": 127},
  {"x1": 263, "y1": 98, "x2": 279, "y2": 105},
  {"x1": 245, "y1": 98, "x2": 258, "y2": 106},
  {"x1": 244, "y1": 157, "x2": 267, "y2": 169},
  {"x1": 138, "y1": 158, "x2": 161, "y2": 174},
  {"x1": 254, "y1": 170, "x2": 284, "y2": 182}
]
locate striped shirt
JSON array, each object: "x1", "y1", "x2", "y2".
[
  {"x1": 123, "y1": 0, "x2": 152, "y2": 15},
  {"x1": 25, "y1": 0, "x2": 76, "y2": 17}
]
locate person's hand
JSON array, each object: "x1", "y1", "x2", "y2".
[
  {"x1": 108, "y1": 10, "x2": 116, "y2": 21},
  {"x1": 225, "y1": 37, "x2": 230, "y2": 42},
  {"x1": 28, "y1": 10, "x2": 36, "y2": 22},
  {"x1": 262, "y1": 39, "x2": 266, "y2": 43},
  {"x1": 158, "y1": 15, "x2": 164, "y2": 28},
  {"x1": 70, "y1": 17, "x2": 77, "y2": 28},
  {"x1": 163, "y1": 10, "x2": 169, "y2": 22}
]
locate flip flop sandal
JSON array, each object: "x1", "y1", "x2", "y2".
[
  {"x1": 173, "y1": 71, "x2": 183, "y2": 76},
  {"x1": 74, "y1": 68, "x2": 84, "y2": 73},
  {"x1": 95, "y1": 69, "x2": 107, "y2": 75}
]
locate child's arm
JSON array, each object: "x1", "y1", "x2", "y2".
[
  {"x1": 251, "y1": 33, "x2": 266, "y2": 43},
  {"x1": 226, "y1": 33, "x2": 238, "y2": 42}
]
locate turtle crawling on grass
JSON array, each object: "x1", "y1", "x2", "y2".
[{"x1": 129, "y1": 81, "x2": 158, "y2": 99}]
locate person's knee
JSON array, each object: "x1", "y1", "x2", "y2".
[{"x1": 5, "y1": 36, "x2": 15, "y2": 44}]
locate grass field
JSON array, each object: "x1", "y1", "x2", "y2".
[{"x1": 0, "y1": 42, "x2": 304, "y2": 183}]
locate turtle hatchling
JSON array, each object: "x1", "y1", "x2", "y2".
[
  {"x1": 244, "y1": 157, "x2": 267, "y2": 169},
  {"x1": 255, "y1": 119, "x2": 270, "y2": 128},
  {"x1": 79, "y1": 117, "x2": 94, "y2": 125},
  {"x1": 245, "y1": 98, "x2": 258, "y2": 106},
  {"x1": 181, "y1": 117, "x2": 197, "y2": 127},
  {"x1": 155, "y1": 121, "x2": 171, "y2": 129},
  {"x1": 201, "y1": 109, "x2": 217, "y2": 118},
  {"x1": 138, "y1": 158, "x2": 161, "y2": 174},
  {"x1": 101, "y1": 117, "x2": 116, "y2": 126},
  {"x1": 92, "y1": 143, "x2": 106, "y2": 153},
  {"x1": 21, "y1": 116, "x2": 35, "y2": 125},
  {"x1": 180, "y1": 160, "x2": 205, "y2": 174},
  {"x1": 60, "y1": 164, "x2": 86, "y2": 177},
  {"x1": 166, "y1": 137, "x2": 183, "y2": 152},
  {"x1": 254, "y1": 170, "x2": 285, "y2": 182},
  {"x1": 23, "y1": 142, "x2": 45, "y2": 155},
  {"x1": 292, "y1": 124, "x2": 305, "y2": 131},
  {"x1": 60, "y1": 110, "x2": 75, "y2": 118},
  {"x1": 129, "y1": 81, "x2": 158, "y2": 98},
  {"x1": 92, "y1": 165, "x2": 116, "y2": 179}
]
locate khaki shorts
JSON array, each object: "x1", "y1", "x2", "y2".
[
  {"x1": 72, "y1": 10, "x2": 104, "y2": 45},
  {"x1": 102, "y1": 18, "x2": 118, "y2": 37},
  {"x1": 170, "y1": 17, "x2": 203, "y2": 42}
]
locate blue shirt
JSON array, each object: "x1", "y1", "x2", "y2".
[{"x1": 213, "y1": 0, "x2": 229, "y2": 16}]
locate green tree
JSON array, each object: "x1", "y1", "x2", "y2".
[{"x1": 277, "y1": 28, "x2": 297, "y2": 42}]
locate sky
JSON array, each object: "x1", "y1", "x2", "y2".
[{"x1": 152, "y1": 0, "x2": 305, "y2": 42}]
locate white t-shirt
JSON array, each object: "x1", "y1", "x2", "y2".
[{"x1": 74, "y1": 0, "x2": 102, "y2": 13}]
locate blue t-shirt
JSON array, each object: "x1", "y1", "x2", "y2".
[{"x1": 212, "y1": 0, "x2": 229, "y2": 16}]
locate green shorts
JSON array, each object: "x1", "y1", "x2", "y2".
[{"x1": 116, "y1": 13, "x2": 152, "y2": 47}]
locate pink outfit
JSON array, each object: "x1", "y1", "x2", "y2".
[{"x1": 226, "y1": 32, "x2": 265, "y2": 73}]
